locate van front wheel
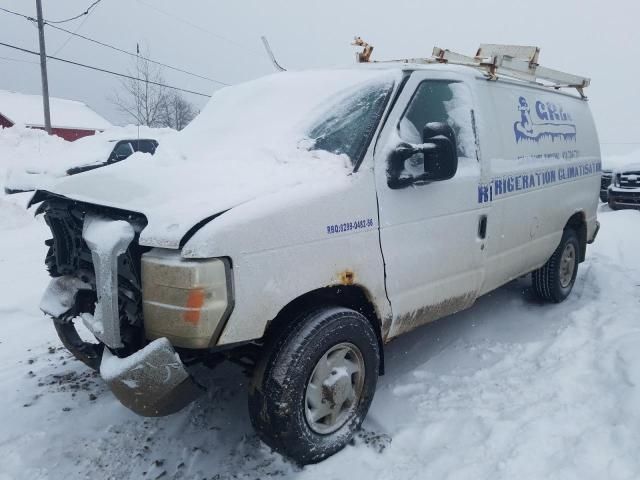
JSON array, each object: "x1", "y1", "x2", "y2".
[
  {"x1": 532, "y1": 229, "x2": 579, "y2": 303},
  {"x1": 248, "y1": 307, "x2": 380, "y2": 464}
]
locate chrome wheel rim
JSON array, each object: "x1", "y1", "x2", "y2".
[
  {"x1": 559, "y1": 243, "x2": 576, "y2": 288},
  {"x1": 304, "y1": 342, "x2": 365, "y2": 435}
]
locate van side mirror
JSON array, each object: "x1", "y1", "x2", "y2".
[{"x1": 387, "y1": 122, "x2": 459, "y2": 189}]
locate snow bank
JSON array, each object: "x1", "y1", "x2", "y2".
[
  {"x1": 1, "y1": 124, "x2": 175, "y2": 191},
  {"x1": 0, "y1": 126, "x2": 69, "y2": 191}
]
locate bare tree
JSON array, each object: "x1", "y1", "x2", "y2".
[
  {"x1": 159, "y1": 92, "x2": 197, "y2": 131},
  {"x1": 110, "y1": 52, "x2": 168, "y2": 127},
  {"x1": 110, "y1": 50, "x2": 196, "y2": 130}
]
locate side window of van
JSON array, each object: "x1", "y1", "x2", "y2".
[{"x1": 399, "y1": 81, "x2": 475, "y2": 160}]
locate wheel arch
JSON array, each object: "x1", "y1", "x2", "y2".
[
  {"x1": 263, "y1": 284, "x2": 386, "y2": 375},
  {"x1": 565, "y1": 211, "x2": 587, "y2": 262}
]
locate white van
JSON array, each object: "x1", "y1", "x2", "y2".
[{"x1": 32, "y1": 44, "x2": 600, "y2": 464}]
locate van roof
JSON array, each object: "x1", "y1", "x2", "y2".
[{"x1": 338, "y1": 62, "x2": 588, "y2": 100}]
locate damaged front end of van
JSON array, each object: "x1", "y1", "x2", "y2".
[{"x1": 33, "y1": 193, "x2": 229, "y2": 416}]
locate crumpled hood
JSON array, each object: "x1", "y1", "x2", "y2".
[{"x1": 42, "y1": 147, "x2": 349, "y2": 249}]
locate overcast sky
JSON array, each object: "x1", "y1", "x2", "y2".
[{"x1": 1, "y1": 0, "x2": 639, "y2": 154}]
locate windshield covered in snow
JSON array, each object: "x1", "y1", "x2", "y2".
[
  {"x1": 169, "y1": 69, "x2": 397, "y2": 167},
  {"x1": 307, "y1": 80, "x2": 393, "y2": 165}
]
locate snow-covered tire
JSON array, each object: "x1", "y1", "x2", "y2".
[
  {"x1": 532, "y1": 228, "x2": 579, "y2": 303},
  {"x1": 248, "y1": 306, "x2": 380, "y2": 465}
]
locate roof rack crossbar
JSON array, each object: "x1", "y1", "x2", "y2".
[
  {"x1": 431, "y1": 44, "x2": 590, "y2": 98},
  {"x1": 352, "y1": 38, "x2": 590, "y2": 98}
]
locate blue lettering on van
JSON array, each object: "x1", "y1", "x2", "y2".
[
  {"x1": 478, "y1": 160, "x2": 601, "y2": 204},
  {"x1": 514, "y1": 96, "x2": 576, "y2": 143}
]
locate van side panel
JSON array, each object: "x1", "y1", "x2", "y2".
[
  {"x1": 476, "y1": 81, "x2": 600, "y2": 294},
  {"x1": 182, "y1": 168, "x2": 391, "y2": 346}
]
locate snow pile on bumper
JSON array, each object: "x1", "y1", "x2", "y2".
[{"x1": 100, "y1": 337, "x2": 202, "y2": 417}]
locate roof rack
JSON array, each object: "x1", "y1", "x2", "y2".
[{"x1": 353, "y1": 39, "x2": 590, "y2": 98}]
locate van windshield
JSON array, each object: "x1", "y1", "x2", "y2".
[
  {"x1": 307, "y1": 80, "x2": 394, "y2": 165},
  {"x1": 173, "y1": 69, "x2": 398, "y2": 167}
]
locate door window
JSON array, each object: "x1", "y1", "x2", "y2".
[{"x1": 399, "y1": 80, "x2": 476, "y2": 160}]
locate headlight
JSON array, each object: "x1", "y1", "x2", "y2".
[{"x1": 141, "y1": 249, "x2": 233, "y2": 348}]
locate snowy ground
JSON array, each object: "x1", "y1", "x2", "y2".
[{"x1": 1, "y1": 191, "x2": 639, "y2": 480}]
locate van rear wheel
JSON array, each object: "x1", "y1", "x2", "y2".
[
  {"x1": 248, "y1": 306, "x2": 380, "y2": 465},
  {"x1": 532, "y1": 228, "x2": 579, "y2": 303}
]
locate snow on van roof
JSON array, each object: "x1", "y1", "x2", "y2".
[{"x1": 0, "y1": 89, "x2": 112, "y2": 130}]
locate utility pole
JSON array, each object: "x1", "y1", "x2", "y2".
[{"x1": 35, "y1": 0, "x2": 52, "y2": 134}]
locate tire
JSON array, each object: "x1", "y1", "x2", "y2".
[
  {"x1": 532, "y1": 228, "x2": 580, "y2": 303},
  {"x1": 608, "y1": 199, "x2": 619, "y2": 210},
  {"x1": 248, "y1": 306, "x2": 380, "y2": 465},
  {"x1": 53, "y1": 319, "x2": 103, "y2": 371}
]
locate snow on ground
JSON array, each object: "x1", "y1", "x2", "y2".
[{"x1": 1, "y1": 197, "x2": 639, "y2": 479}]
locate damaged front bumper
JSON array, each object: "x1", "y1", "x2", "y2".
[
  {"x1": 40, "y1": 212, "x2": 203, "y2": 417},
  {"x1": 43, "y1": 276, "x2": 204, "y2": 417},
  {"x1": 100, "y1": 337, "x2": 203, "y2": 417}
]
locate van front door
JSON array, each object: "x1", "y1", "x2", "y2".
[{"x1": 374, "y1": 73, "x2": 489, "y2": 339}]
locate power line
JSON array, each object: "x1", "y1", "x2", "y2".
[
  {"x1": 0, "y1": 41, "x2": 212, "y2": 98},
  {"x1": 46, "y1": 0, "x2": 103, "y2": 24},
  {"x1": 51, "y1": 9, "x2": 92, "y2": 56},
  {"x1": 46, "y1": 23, "x2": 230, "y2": 85},
  {"x1": 0, "y1": 55, "x2": 38, "y2": 65},
  {"x1": 135, "y1": 0, "x2": 265, "y2": 58},
  {"x1": 0, "y1": 6, "x2": 231, "y2": 86},
  {"x1": 0, "y1": 6, "x2": 35, "y2": 22}
]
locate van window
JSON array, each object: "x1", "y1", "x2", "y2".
[{"x1": 399, "y1": 81, "x2": 475, "y2": 160}]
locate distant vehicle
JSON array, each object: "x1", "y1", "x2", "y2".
[
  {"x1": 608, "y1": 163, "x2": 640, "y2": 209},
  {"x1": 32, "y1": 44, "x2": 600, "y2": 464},
  {"x1": 4, "y1": 138, "x2": 158, "y2": 194},
  {"x1": 600, "y1": 169, "x2": 612, "y2": 202},
  {"x1": 66, "y1": 138, "x2": 158, "y2": 175}
]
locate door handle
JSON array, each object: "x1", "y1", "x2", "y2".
[{"x1": 478, "y1": 215, "x2": 488, "y2": 239}]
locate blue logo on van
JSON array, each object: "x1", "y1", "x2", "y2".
[{"x1": 514, "y1": 97, "x2": 576, "y2": 143}]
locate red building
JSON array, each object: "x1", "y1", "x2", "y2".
[{"x1": 0, "y1": 89, "x2": 111, "y2": 141}]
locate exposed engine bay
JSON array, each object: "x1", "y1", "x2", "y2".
[{"x1": 36, "y1": 194, "x2": 148, "y2": 367}]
